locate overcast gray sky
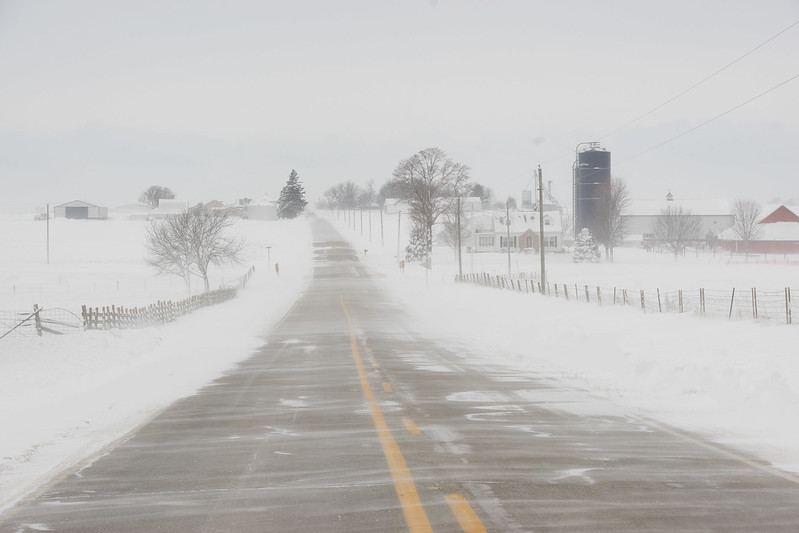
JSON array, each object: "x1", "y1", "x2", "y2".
[{"x1": 1, "y1": 0, "x2": 797, "y2": 212}]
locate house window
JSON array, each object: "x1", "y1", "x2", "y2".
[
  {"x1": 478, "y1": 235, "x2": 494, "y2": 247},
  {"x1": 544, "y1": 236, "x2": 557, "y2": 248},
  {"x1": 526, "y1": 235, "x2": 533, "y2": 248},
  {"x1": 500, "y1": 236, "x2": 517, "y2": 248},
  {"x1": 544, "y1": 216, "x2": 551, "y2": 226}
]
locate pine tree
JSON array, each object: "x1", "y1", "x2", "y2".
[
  {"x1": 573, "y1": 228, "x2": 600, "y2": 263},
  {"x1": 405, "y1": 223, "x2": 431, "y2": 262},
  {"x1": 277, "y1": 169, "x2": 308, "y2": 219}
]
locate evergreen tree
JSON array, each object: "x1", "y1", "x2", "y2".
[
  {"x1": 573, "y1": 228, "x2": 600, "y2": 263},
  {"x1": 405, "y1": 223, "x2": 432, "y2": 262},
  {"x1": 277, "y1": 169, "x2": 308, "y2": 219}
]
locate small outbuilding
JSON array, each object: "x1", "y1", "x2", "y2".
[
  {"x1": 54, "y1": 200, "x2": 108, "y2": 220},
  {"x1": 243, "y1": 195, "x2": 278, "y2": 221}
]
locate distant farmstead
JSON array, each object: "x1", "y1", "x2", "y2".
[
  {"x1": 54, "y1": 200, "x2": 108, "y2": 220},
  {"x1": 148, "y1": 199, "x2": 189, "y2": 220}
]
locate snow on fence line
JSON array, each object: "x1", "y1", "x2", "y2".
[
  {"x1": 0, "y1": 266, "x2": 256, "y2": 339},
  {"x1": 457, "y1": 272, "x2": 795, "y2": 325}
]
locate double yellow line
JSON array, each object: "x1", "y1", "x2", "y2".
[{"x1": 340, "y1": 296, "x2": 486, "y2": 533}]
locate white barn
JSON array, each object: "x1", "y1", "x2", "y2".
[{"x1": 623, "y1": 195, "x2": 733, "y2": 243}]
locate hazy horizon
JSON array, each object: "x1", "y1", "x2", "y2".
[{"x1": 2, "y1": 0, "x2": 798, "y2": 213}]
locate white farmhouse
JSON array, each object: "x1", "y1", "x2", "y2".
[{"x1": 466, "y1": 209, "x2": 563, "y2": 253}]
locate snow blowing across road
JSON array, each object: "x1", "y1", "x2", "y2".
[{"x1": 2, "y1": 211, "x2": 799, "y2": 515}]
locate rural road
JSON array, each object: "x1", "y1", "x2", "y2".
[{"x1": 3, "y1": 217, "x2": 799, "y2": 532}]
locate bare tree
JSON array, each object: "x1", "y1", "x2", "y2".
[
  {"x1": 139, "y1": 185, "x2": 175, "y2": 208},
  {"x1": 145, "y1": 213, "x2": 194, "y2": 288},
  {"x1": 145, "y1": 212, "x2": 244, "y2": 291},
  {"x1": 652, "y1": 204, "x2": 702, "y2": 259},
  {"x1": 560, "y1": 206, "x2": 574, "y2": 248},
  {"x1": 731, "y1": 199, "x2": 763, "y2": 258},
  {"x1": 593, "y1": 178, "x2": 630, "y2": 262},
  {"x1": 393, "y1": 147, "x2": 471, "y2": 260},
  {"x1": 324, "y1": 181, "x2": 361, "y2": 212},
  {"x1": 440, "y1": 199, "x2": 471, "y2": 257},
  {"x1": 357, "y1": 180, "x2": 377, "y2": 208}
]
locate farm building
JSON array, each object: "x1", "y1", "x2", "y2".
[
  {"x1": 54, "y1": 200, "x2": 108, "y2": 220},
  {"x1": 718, "y1": 205, "x2": 799, "y2": 254},
  {"x1": 242, "y1": 195, "x2": 278, "y2": 221},
  {"x1": 148, "y1": 199, "x2": 188, "y2": 220},
  {"x1": 623, "y1": 195, "x2": 733, "y2": 244},
  {"x1": 465, "y1": 209, "x2": 563, "y2": 253}
]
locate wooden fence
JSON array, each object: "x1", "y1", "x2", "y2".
[
  {"x1": 456, "y1": 272, "x2": 795, "y2": 325},
  {"x1": 81, "y1": 266, "x2": 255, "y2": 331}
]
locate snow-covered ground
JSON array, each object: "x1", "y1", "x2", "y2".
[
  {"x1": 2, "y1": 210, "x2": 799, "y2": 515},
  {"x1": 0, "y1": 213, "x2": 314, "y2": 512}
]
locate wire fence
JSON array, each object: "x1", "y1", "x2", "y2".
[
  {"x1": 1, "y1": 266, "x2": 256, "y2": 341},
  {"x1": 457, "y1": 272, "x2": 795, "y2": 325}
]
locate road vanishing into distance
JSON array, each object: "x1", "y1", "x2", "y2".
[{"x1": 3, "y1": 217, "x2": 799, "y2": 532}]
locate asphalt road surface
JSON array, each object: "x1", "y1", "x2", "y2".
[{"x1": 3, "y1": 217, "x2": 799, "y2": 532}]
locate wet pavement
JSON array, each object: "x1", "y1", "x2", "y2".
[{"x1": 3, "y1": 217, "x2": 799, "y2": 532}]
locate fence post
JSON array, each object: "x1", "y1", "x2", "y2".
[
  {"x1": 728, "y1": 288, "x2": 736, "y2": 319},
  {"x1": 564, "y1": 285, "x2": 569, "y2": 300},
  {"x1": 787, "y1": 287, "x2": 792, "y2": 325},
  {"x1": 613, "y1": 287, "x2": 617, "y2": 305},
  {"x1": 623, "y1": 289, "x2": 628, "y2": 305},
  {"x1": 640, "y1": 290, "x2": 645, "y2": 311},
  {"x1": 657, "y1": 289, "x2": 662, "y2": 312},
  {"x1": 679, "y1": 290, "x2": 683, "y2": 313},
  {"x1": 700, "y1": 288, "x2": 705, "y2": 316},
  {"x1": 596, "y1": 287, "x2": 601, "y2": 306},
  {"x1": 554, "y1": 284, "x2": 559, "y2": 297},
  {"x1": 584, "y1": 285, "x2": 590, "y2": 303},
  {"x1": 33, "y1": 304, "x2": 42, "y2": 336},
  {"x1": 752, "y1": 288, "x2": 758, "y2": 319}
]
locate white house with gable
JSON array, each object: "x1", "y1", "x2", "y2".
[{"x1": 466, "y1": 209, "x2": 563, "y2": 253}]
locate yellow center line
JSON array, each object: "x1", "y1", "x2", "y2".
[
  {"x1": 383, "y1": 382, "x2": 393, "y2": 393},
  {"x1": 402, "y1": 418, "x2": 423, "y2": 436},
  {"x1": 340, "y1": 295, "x2": 433, "y2": 533},
  {"x1": 445, "y1": 493, "x2": 487, "y2": 533}
]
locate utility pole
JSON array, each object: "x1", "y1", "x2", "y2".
[
  {"x1": 538, "y1": 165, "x2": 547, "y2": 293},
  {"x1": 506, "y1": 200, "x2": 512, "y2": 277},
  {"x1": 456, "y1": 197, "x2": 462, "y2": 280},
  {"x1": 46, "y1": 202, "x2": 50, "y2": 265},
  {"x1": 397, "y1": 210, "x2": 402, "y2": 263},
  {"x1": 470, "y1": 203, "x2": 475, "y2": 274}
]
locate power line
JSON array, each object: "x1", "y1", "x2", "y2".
[
  {"x1": 498, "y1": 18, "x2": 799, "y2": 191},
  {"x1": 600, "y1": 17, "x2": 799, "y2": 141},
  {"x1": 615, "y1": 72, "x2": 799, "y2": 167}
]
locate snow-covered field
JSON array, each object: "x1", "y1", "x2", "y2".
[
  {"x1": 0, "y1": 213, "x2": 314, "y2": 513},
  {"x1": 2, "y1": 210, "x2": 799, "y2": 515}
]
